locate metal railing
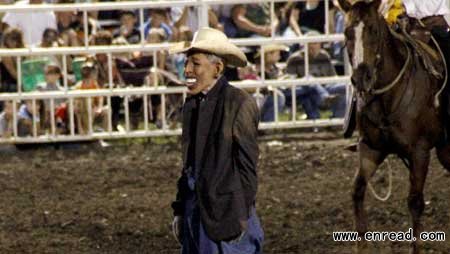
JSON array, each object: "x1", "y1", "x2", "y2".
[{"x1": 0, "y1": 0, "x2": 351, "y2": 143}]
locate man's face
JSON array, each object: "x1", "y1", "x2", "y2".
[
  {"x1": 265, "y1": 50, "x2": 281, "y2": 65},
  {"x1": 96, "y1": 53, "x2": 107, "y2": 63},
  {"x1": 5, "y1": 36, "x2": 20, "y2": 48},
  {"x1": 121, "y1": 14, "x2": 136, "y2": 29},
  {"x1": 45, "y1": 69, "x2": 60, "y2": 84},
  {"x1": 81, "y1": 67, "x2": 96, "y2": 80},
  {"x1": 57, "y1": 12, "x2": 74, "y2": 28},
  {"x1": 184, "y1": 53, "x2": 221, "y2": 95},
  {"x1": 308, "y1": 42, "x2": 322, "y2": 58},
  {"x1": 44, "y1": 31, "x2": 57, "y2": 45},
  {"x1": 150, "y1": 13, "x2": 164, "y2": 27}
]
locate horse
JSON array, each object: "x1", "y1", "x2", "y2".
[{"x1": 337, "y1": 0, "x2": 450, "y2": 253}]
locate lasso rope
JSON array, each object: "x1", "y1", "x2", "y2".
[
  {"x1": 367, "y1": 159, "x2": 393, "y2": 202},
  {"x1": 371, "y1": 28, "x2": 412, "y2": 95},
  {"x1": 429, "y1": 32, "x2": 448, "y2": 108}
]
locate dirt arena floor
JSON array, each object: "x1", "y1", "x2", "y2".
[{"x1": 0, "y1": 133, "x2": 449, "y2": 254}]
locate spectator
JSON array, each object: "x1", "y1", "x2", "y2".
[
  {"x1": 18, "y1": 100, "x2": 41, "y2": 136},
  {"x1": 91, "y1": 30, "x2": 123, "y2": 88},
  {"x1": 111, "y1": 36, "x2": 132, "y2": 59},
  {"x1": 287, "y1": 0, "x2": 327, "y2": 37},
  {"x1": 92, "y1": 31, "x2": 123, "y2": 131},
  {"x1": 56, "y1": 0, "x2": 81, "y2": 47},
  {"x1": 2, "y1": 0, "x2": 57, "y2": 46},
  {"x1": 147, "y1": 27, "x2": 167, "y2": 43},
  {"x1": 171, "y1": 7, "x2": 198, "y2": 37},
  {"x1": 287, "y1": 33, "x2": 336, "y2": 78},
  {"x1": 72, "y1": 10, "x2": 99, "y2": 46},
  {"x1": 73, "y1": 60, "x2": 107, "y2": 134},
  {"x1": 36, "y1": 64, "x2": 66, "y2": 132},
  {"x1": 39, "y1": 28, "x2": 63, "y2": 67},
  {"x1": 40, "y1": 28, "x2": 60, "y2": 48},
  {"x1": 146, "y1": 28, "x2": 169, "y2": 70},
  {"x1": 253, "y1": 44, "x2": 287, "y2": 122},
  {"x1": 36, "y1": 64, "x2": 64, "y2": 93},
  {"x1": 0, "y1": 28, "x2": 25, "y2": 96},
  {"x1": 211, "y1": 5, "x2": 235, "y2": 36},
  {"x1": 0, "y1": 101, "x2": 13, "y2": 137},
  {"x1": 171, "y1": 26, "x2": 192, "y2": 80},
  {"x1": 274, "y1": 2, "x2": 296, "y2": 37},
  {"x1": 113, "y1": 10, "x2": 140, "y2": 44},
  {"x1": 143, "y1": 8, "x2": 172, "y2": 41},
  {"x1": 285, "y1": 30, "x2": 346, "y2": 119},
  {"x1": 171, "y1": 6, "x2": 223, "y2": 40},
  {"x1": 330, "y1": 0, "x2": 345, "y2": 61},
  {"x1": 0, "y1": 0, "x2": 14, "y2": 42},
  {"x1": 230, "y1": 4, "x2": 274, "y2": 38}
]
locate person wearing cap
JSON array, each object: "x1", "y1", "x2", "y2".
[
  {"x1": 36, "y1": 63, "x2": 66, "y2": 132},
  {"x1": 170, "y1": 27, "x2": 263, "y2": 254},
  {"x1": 285, "y1": 30, "x2": 346, "y2": 119},
  {"x1": 250, "y1": 44, "x2": 287, "y2": 122},
  {"x1": 73, "y1": 60, "x2": 107, "y2": 135}
]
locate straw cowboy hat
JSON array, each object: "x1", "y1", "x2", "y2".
[
  {"x1": 348, "y1": 0, "x2": 374, "y2": 4},
  {"x1": 254, "y1": 44, "x2": 289, "y2": 59},
  {"x1": 169, "y1": 27, "x2": 248, "y2": 67}
]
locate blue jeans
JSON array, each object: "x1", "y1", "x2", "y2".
[
  {"x1": 283, "y1": 85, "x2": 328, "y2": 119},
  {"x1": 182, "y1": 176, "x2": 264, "y2": 254},
  {"x1": 325, "y1": 83, "x2": 347, "y2": 118},
  {"x1": 284, "y1": 84, "x2": 348, "y2": 119},
  {"x1": 260, "y1": 91, "x2": 286, "y2": 122}
]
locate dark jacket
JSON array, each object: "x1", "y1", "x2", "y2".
[{"x1": 172, "y1": 76, "x2": 260, "y2": 242}]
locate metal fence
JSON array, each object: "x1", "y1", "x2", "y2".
[{"x1": 0, "y1": 0, "x2": 351, "y2": 143}]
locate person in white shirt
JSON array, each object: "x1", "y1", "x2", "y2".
[
  {"x1": 386, "y1": 0, "x2": 450, "y2": 132},
  {"x1": 2, "y1": 0, "x2": 57, "y2": 46},
  {"x1": 402, "y1": 0, "x2": 450, "y2": 25},
  {"x1": 405, "y1": 0, "x2": 450, "y2": 115}
]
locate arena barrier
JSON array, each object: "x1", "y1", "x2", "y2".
[{"x1": 0, "y1": 0, "x2": 351, "y2": 143}]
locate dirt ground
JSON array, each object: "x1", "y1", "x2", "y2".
[{"x1": 0, "y1": 133, "x2": 449, "y2": 254}]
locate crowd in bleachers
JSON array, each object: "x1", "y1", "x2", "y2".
[{"x1": 0, "y1": 0, "x2": 348, "y2": 137}]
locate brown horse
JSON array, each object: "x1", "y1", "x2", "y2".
[{"x1": 338, "y1": 0, "x2": 450, "y2": 253}]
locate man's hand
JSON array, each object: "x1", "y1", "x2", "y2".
[
  {"x1": 172, "y1": 216, "x2": 183, "y2": 245},
  {"x1": 226, "y1": 230, "x2": 246, "y2": 244}
]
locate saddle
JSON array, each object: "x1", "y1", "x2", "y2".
[
  {"x1": 395, "y1": 17, "x2": 445, "y2": 79},
  {"x1": 343, "y1": 17, "x2": 447, "y2": 139}
]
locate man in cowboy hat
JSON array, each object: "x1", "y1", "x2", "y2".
[
  {"x1": 170, "y1": 27, "x2": 264, "y2": 254},
  {"x1": 251, "y1": 44, "x2": 288, "y2": 122}
]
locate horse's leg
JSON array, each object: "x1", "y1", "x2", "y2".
[
  {"x1": 354, "y1": 141, "x2": 386, "y2": 253},
  {"x1": 408, "y1": 144, "x2": 431, "y2": 254},
  {"x1": 436, "y1": 143, "x2": 450, "y2": 172}
]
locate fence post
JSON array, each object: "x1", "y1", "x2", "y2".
[{"x1": 197, "y1": 0, "x2": 209, "y2": 28}]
